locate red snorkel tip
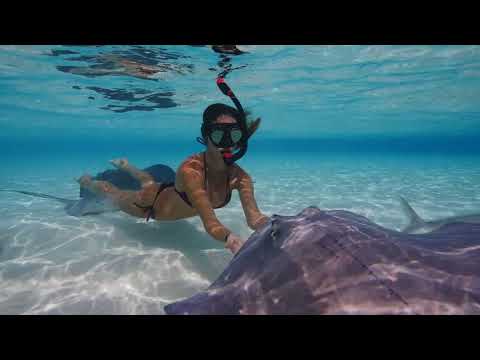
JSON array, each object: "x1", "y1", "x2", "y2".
[
  {"x1": 216, "y1": 77, "x2": 225, "y2": 85},
  {"x1": 223, "y1": 152, "x2": 233, "y2": 159}
]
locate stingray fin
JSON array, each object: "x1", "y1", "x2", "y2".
[{"x1": 399, "y1": 196, "x2": 425, "y2": 230}]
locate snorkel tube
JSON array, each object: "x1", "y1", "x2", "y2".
[{"x1": 215, "y1": 77, "x2": 249, "y2": 165}]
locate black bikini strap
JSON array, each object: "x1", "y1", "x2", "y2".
[{"x1": 134, "y1": 183, "x2": 172, "y2": 222}]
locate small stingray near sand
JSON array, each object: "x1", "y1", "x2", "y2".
[{"x1": 1, "y1": 164, "x2": 176, "y2": 217}]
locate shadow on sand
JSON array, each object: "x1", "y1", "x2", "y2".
[{"x1": 104, "y1": 215, "x2": 232, "y2": 282}]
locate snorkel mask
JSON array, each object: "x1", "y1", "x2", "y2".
[{"x1": 198, "y1": 77, "x2": 250, "y2": 165}]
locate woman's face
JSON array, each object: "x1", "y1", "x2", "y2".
[
  {"x1": 207, "y1": 114, "x2": 238, "y2": 152},
  {"x1": 207, "y1": 115, "x2": 242, "y2": 164}
]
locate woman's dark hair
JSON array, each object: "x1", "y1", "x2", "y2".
[{"x1": 202, "y1": 103, "x2": 241, "y2": 125}]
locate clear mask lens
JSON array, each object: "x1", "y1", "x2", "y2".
[
  {"x1": 210, "y1": 130, "x2": 224, "y2": 145},
  {"x1": 231, "y1": 129, "x2": 243, "y2": 143}
]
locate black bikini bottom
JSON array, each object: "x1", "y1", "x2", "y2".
[{"x1": 133, "y1": 182, "x2": 192, "y2": 222}]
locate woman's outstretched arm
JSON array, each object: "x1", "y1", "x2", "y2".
[{"x1": 233, "y1": 166, "x2": 270, "y2": 231}]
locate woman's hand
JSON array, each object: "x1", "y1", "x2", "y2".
[
  {"x1": 253, "y1": 215, "x2": 270, "y2": 230},
  {"x1": 225, "y1": 233, "x2": 245, "y2": 255}
]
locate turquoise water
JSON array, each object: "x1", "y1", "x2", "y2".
[{"x1": 1, "y1": 45, "x2": 480, "y2": 314}]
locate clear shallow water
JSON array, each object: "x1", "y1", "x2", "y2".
[{"x1": 1, "y1": 45, "x2": 480, "y2": 314}]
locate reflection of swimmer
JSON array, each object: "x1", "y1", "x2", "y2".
[
  {"x1": 116, "y1": 58, "x2": 160, "y2": 77},
  {"x1": 77, "y1": 78, "x2": 267, "y2": 255},
  {"x1": 58, "y1": 54, "x2": 187, "y2": 80},
  {"x1": 58, "y1": 46, "x2": 246, "y2": 79},
  {"x1": 208, "y1": 45, "x2": 249, "y2": 78},
  {"x1": 210, "y1": 45, "x2": 247, "y2": 55}
]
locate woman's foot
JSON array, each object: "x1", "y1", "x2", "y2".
[
  {"x1": 76, "y1": 174, "x2": 114, "y2": 195},
  {"x1": 109, "y1": 158, "x2": 155, "y2": 188},
  {"x1": 109, "y1": 158, "x2": 129, "y2": 170},
  {"x1": 76, "y1": 174, "x2": 93, "y2": 188}
]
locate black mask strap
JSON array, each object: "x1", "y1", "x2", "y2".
[{"x1": 196, "y1": 136, "x2": 207, "y2": 146}]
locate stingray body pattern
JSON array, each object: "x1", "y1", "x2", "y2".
[{"x1": 165, "y1": 207, "x2": 480, "y2": 315}]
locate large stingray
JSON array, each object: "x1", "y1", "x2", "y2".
[
  {"x1": 1, "y1": 164, "x2": 176, "y2": 216},
  {"x1": 164, "y1": 207, "x2": 480, "y2": 315}
]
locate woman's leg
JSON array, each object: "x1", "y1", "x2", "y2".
[
  {"x1": 109, "y1": 158, "x2": 155, "y2": 188},
  {"x1": 77, "y1": 174, "x2": 149, "y2": 218}
]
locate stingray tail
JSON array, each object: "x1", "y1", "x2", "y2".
[
  {"x1": 0, "y1": 189, "x2": 75, "y2": 205},
  {"x1": 399, "y1": 196, "x2": 425, "y2": 231}
]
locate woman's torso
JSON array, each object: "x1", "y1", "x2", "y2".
[{"x1": 149, "y1": 152, "x2": 237, "y2": 220}]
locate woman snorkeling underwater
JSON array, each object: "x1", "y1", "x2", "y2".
[{"x1": 77, "y1": 78, "x2": 269, "y2": 254}]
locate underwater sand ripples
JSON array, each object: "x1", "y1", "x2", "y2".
[{"x1": 0, "y1": 183, "x2": 217, "y2": 314}]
